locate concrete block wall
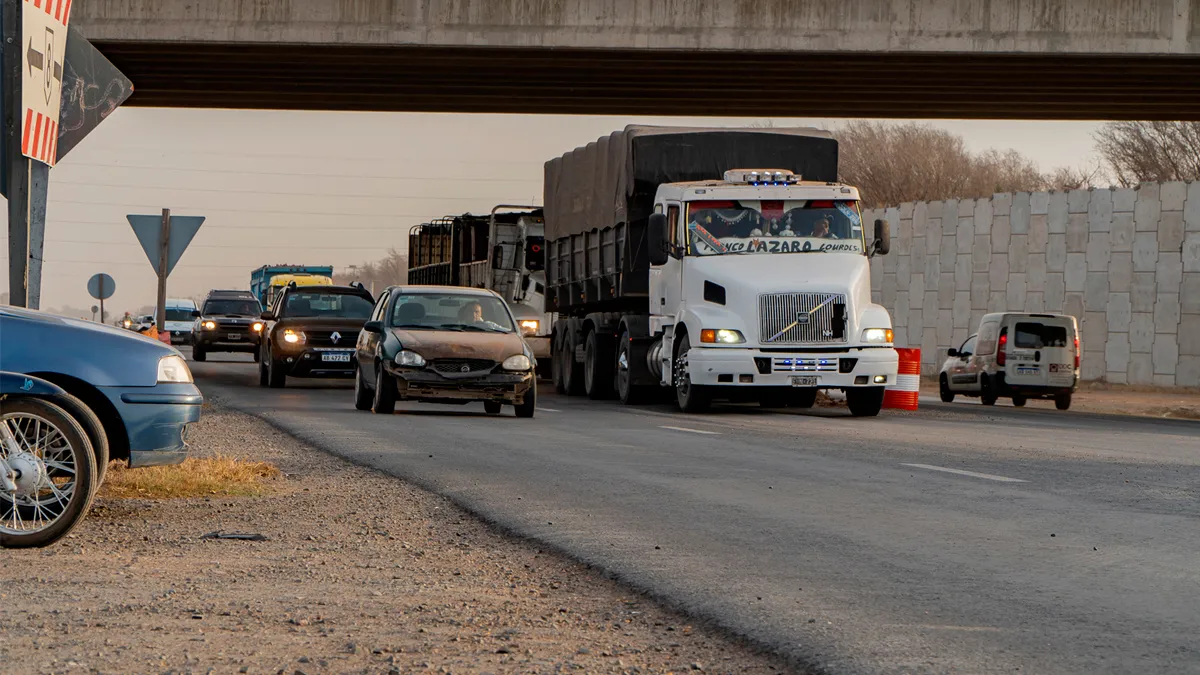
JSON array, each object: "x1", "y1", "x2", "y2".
[{"x1": 866, "y1": 182, "x2": 1200, "y2": 387}]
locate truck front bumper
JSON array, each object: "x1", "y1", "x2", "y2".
[{"x1": 686, "y1": 346, "x2": 899, "y2": 388}]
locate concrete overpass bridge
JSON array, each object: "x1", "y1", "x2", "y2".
[{"x1": 71, "y1": 0, "x2": 1200, "y2": 119}]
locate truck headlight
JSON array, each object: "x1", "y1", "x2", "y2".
[
  {"x1": 502, "y1": 354, "x2": 532, "y2": 371},
  {"x1": 519, "y1": 320, "x2": 539, "y2": 336},
  {"x1": 395, "y1": 350, "x2": 426, "y2": 367},
  {"x1": 157, "y1": 355, "x2": 193, "y2": 383},
  {"x1": 861, "y1": 328, "x2": 894, "y2": 344},
  {"x1": 252, "y1": 322, "x2": 264, "y2": 332},
  {"x1": 700, "y1": 329, "x2": 745, "y2": 344},
  {"x1": 282, "y1": 329, "x2": 304, "y2": 344},
  {"x1": 202, "y1": 320, "x2": 216, "y2": 330}
]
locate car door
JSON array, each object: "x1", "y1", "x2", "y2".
[
  {"x1": 948, "y1": 335, "x2": 977, "y2": 391},
  {"x1": 358, "y1": 290, "x2": 390, "y2": 379}
]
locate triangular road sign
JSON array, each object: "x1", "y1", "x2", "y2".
[{"x1": 127, "y1": 214, "x2": 205, "y2": 277}]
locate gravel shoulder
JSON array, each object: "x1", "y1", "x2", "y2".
[{"x1": 0, "y1": 401, "x2": 794, "y2": 675}]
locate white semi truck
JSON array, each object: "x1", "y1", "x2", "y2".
[{"x1": 545, "y1": 126, "x2": 898, "y2": 416}]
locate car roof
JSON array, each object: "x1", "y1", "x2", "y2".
[
  {"x1": 383, "y1": 285, "x2": 501, "y2": 298},
  {"x1": 284, "y1": 284, "x2": 372, "y2": 296},
  {"x1": 206, "y1": 289, "x2": 256, "y2": 297}
]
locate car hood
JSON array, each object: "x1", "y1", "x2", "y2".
[
  {"x1": 389, "y1": 328, "x2": 526, "y2": 362},
  {"x1": 274, "y1": 317, "x2": 367, "y2": 330}
]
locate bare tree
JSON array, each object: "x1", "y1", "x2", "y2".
[
  {"x1": 1095, "y1": 121, "x2": 1200, "y2": 186},
  {"x1": 334, "y1": 248, "x2": 408, "y2": 295}
]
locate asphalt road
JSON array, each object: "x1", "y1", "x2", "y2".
[{"x1": 187, "y1": 351, "x2": 1200, "y2": 675}]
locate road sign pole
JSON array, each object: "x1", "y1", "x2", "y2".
[
  {"x1": 3, "y1": 0, "x2": 31, "y2": 308},
  {"x1": 156, "y1": 208, "x2": 170, "y2": 330},
  {"x1": 27, "y1": 160, "x2": 47, "y2": 308},
  {"x1": 98, "y1": 274, "x2": 104, "y2": 324}
]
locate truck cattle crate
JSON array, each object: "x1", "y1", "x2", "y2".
[{"x1": 543, "y1": 125, "x2": 839, "y2": 315}]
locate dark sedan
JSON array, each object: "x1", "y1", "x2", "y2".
[{"x1": 258, "y1": 284, "x2": 375, "y2": 388}]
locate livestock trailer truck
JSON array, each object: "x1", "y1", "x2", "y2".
[
  {"x1": 407, "y1": 206, "x2": 555, "y2": 377},
  {"x1": 546, "y1": 126, "x2": 898, "y2": 416}
]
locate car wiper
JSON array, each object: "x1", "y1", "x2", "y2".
[
  {"x1": 438, "y1": 323, "x2": 486, "y2": 332},
  {"x1": 393, "y1": 323, "x2": 438, "y2": 330}
]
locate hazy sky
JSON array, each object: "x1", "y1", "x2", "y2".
[{"x1": 1, "y1": 109, "x2": 1106, "y2": 314}]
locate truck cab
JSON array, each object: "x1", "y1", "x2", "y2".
[
  {"x1": 485, "y1": 207, "x2": 554, "y2": 374},
  {"x1": 644, "y1": 170, "x2": 898, "y2": 415}
]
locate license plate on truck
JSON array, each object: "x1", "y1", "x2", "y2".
[
  {"x1": 322, "y1": 353, "x2": 351, "y2": 363},
  {"x1": 790, "y1": 376, "x2": 818, "y2": 386}
]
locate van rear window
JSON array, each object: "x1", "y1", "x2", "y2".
[{"x1": 1014, "y1": 323, "x2": 1068, "y2": 349}]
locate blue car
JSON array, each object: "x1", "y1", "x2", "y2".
[{"x1": 0, "y1": 306, "x2": 203, "y2": 472}]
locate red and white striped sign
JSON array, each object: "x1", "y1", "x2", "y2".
[{"x1": 21, "y1": 0, "x2": 73, "y2": 167}]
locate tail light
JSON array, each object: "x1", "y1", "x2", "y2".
[
  {"x1": 1074, "y1": 336, "x2": 1080, "y2": 369},
  {"x1": 997, "y1": 331, "x2": 1008, "y2": 366}
]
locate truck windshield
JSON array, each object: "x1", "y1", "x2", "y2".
[
  {"x1": 389, "y1": 293, "x2": 515, "y2": 333},
  {"x1": 685, "y1": 199, "x2": 865, "y2": 256}
]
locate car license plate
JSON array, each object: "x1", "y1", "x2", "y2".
[
  {"x1": 790, "y1": 376, "x2": 818, "y2": 386},
  {"x1": 227, "y1": 334, "x2": 241, "y2": 340},
  {"x1": 1016, "y1": 366, "x2": 1040, "y2": 375},
  {"x1": 322, "y1": 352, "x2": 351, "y2": 363}
]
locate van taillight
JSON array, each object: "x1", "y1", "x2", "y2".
[
  {"x1": 1074, "y1": 336, "x2": 1080, "y2": 369},
  {"x1": 997, "y1": 331, "x2": 1008, "y2": 366}
]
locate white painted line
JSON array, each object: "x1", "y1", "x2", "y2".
[
  {"x1": 902, "y1": 463, "x2": 1027, "y2": 483},
  {"x1": 536, "y1": 407, "x2": 562, "y2": 413},
  {"x1": 660, "y1": 425, "x2": 721, "y2": 436}
]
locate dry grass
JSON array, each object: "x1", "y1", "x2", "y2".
[{"x1": 101, "y1": 454, "x2": 282, "y2": 500}]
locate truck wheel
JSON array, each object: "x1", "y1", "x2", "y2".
[
  {"x1": 584, "y1": 330, "x2": 614, "y2": 400},
  {"x1": 372, "y1": 368, "x2": 396, "y2": 415},
  {"x1": 353, "y1": 363, "x2": 373, "y2": 411},
  {"x1": 562, "y1": 332, "x2": 585, "y2": 396},
  {"x1": 267, "y1": 346, "x2": 287, "y2": 389},
  {"x1": 1055, "y1": 393, "x2": 1072, "y2": 411},
  {"x1": 759, "y1": 389, "x2": 790, "y2": 408},
  {"x1": 1012, "y1": 395, "x2": 1027, "y2": 407},
  {"x1": 514, "y1": 381, "x2": 537, "y2": 418},
  {"x1": 939, "y1": 374, "x2": 955, "y2": 403},
  {"x1": 552, "y1": 335, "x2": 567, "y2": 394},
  {"x1": 616, "y1": 330, "x2": 646, "y2": 405},
  {"x1": 192, "y1": 346, "x2": 206, "y2": 362},
  {"x1": 846, "y1": 387, "x2": 885, "y2": 417},
  {"x1": 791, "y1": 388, "x2": 818, "y2": 409},
  {"x1": 673, "y1": 334, "x2": 710, "y2": 413}
]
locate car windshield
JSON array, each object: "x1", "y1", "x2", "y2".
[
  {"x1": 282, "y1": 292, "x2": 374, "y2": 319},
  {"x1": 165, "y1": 308, "x2": 194, "y2": 321},
  {"x1": 389, "y1": 293, "x2": 515, "y2": 333},
  {"x1": 686, "y1": 199, "x2": 865, "y2": 256},
  {"x1": 204, "y1": 299, "x2": 261, "y2": 316}
]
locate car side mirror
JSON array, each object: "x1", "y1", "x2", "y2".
[
  {"x1": 648, "y1": 213, "x2": 670, "y2": 266},
  {"x1": 363, "y1": 320, "x2": 384, "y2": 333},
  {"x1": 191, "y1": 310, "x2": 202, "y2": 318},
  {"x1": 260, "y1": 311, "x2": 274, "y2": 321},
  {"x1": 871, "y1": 219, "x2": 891, "y2": 257},
  {"x1": 947, "y1": 348, "x2": 959, "y2": 358}
]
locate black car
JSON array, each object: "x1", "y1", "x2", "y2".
[
  {"x1": 258, "y1": 283, "x2": 375, "y2": 388},
  {"x1": 192, "y1": 291, "x2": 264, "y2": 362}
]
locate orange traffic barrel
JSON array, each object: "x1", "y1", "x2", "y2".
[
  {"x1": 883, "y1": 348, "x2": 920, "y2": 410},
  {"x1": 158, "y1": 330, "x2": 172, "y2": 346}
]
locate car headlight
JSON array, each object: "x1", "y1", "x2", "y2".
[
  {"x1": 252, "y1": 322, "x2": 263, "y2": 332},
  {"x1": 202, "y1": 320, "x2": 216, "y2": 330},
  {"x1": 395, "y1": 350, "x2": 426, "y2": 367},
  {"x1": 157, "y1": 355, "x2": 193, "y2": 383},
  {"x1": 861, "y1": 328, "x2": 894, "y2": 344},
  {"x1": 502, "y1": 354, "x2": 532, "y2": 371},
  {"x1": 519, "y1": 320, "x2": 539, "y2": 336},
  {"x1": 282, "y1": 329, "x2": 304, "y2": 344},
  {"x1": 699, "y1": 329, "x2": 745, "y2": 344}
]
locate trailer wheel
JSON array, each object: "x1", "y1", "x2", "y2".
[
  {"x1": 552, "y1": 334, "x2": 567, "y2": 394},
  {"x1": 584, "y1": 330, "x2": 615, "y2": 400},
  {"x1": 562, "y1": 331, "x2": 585, "y2": 396}
]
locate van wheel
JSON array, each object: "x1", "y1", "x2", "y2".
[
  {"x1": 980, "y1": 376, "x2": 998, "y2": 406},
  {"x1": 1055, "y1": 393, "x2": 1072, "y2": 411},
  {"x1": 1012, "y1": 395, "x2": 1027, "y2": 407},
  {"x1": 939, "y1": 374, "x2": 955, "y2": 403},
  {"x1": 847, "y1": 387, "x2": 885, "y2": 417}
]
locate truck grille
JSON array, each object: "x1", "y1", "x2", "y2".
[
  {"x1": 759, "y1": 292, "x2": 848, "y2": 344},
  {"x1": 431, "y1": 359, "x2": 496, "y2": 375},
  {"x1": 772, "y1": 357, "x2": 840, "y2": 372}
]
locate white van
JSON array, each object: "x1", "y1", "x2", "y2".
[
  {"x1": 164, "y1": 298, "x2": 199, "y2": 345},
  {"x1": 938, "y1": 312, "x2": 1080, "y2": 410}
]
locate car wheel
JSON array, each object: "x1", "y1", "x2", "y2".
[
  {"x1": 484, "y1": 401, "x2": 503, "y2": 415},
  {"x1": 353, "y1": 363, "x2": 373, "y2": 412},
  {"x1": 192, "y1": 346, "x2": 206, "y2": 362},
  {"x1": 1055, "y1": 393, "x2": 1072, "y2": 411},
  {"x1": 372, "y1": 365, "x2": 396, "y2": 415},
  {"x1": 0, "y1": 398, "x2": 98, "y2": 549},
  {"x1": 584, "y1": 330, "x2": 614, "y2": 400},
  {"x1": 258, "y1": 345, "x2": 269, "y2": 387},
  {"x1": 616, "y1": 330, "x2": 646, "y2": 405},
  {"x1": 1012, "y1": 395, "x2": 1027, "y2": 407},
  {"x1": 514, "y1": 380, "x2": 536, "y2": 419},
  {"x1": 47, "y1": 392, "x2": 111, "y2": 486},
  {"x1": 846, "y1": 387, "x2": 886, "y2": 417},
  {"x1": 939, "y1": 374, "x2": 955, "y2": 403},
  {"x1": 252, "y1": 349, "x2": 261, "y2": 364},
  {"x1": 267, "y1": 346, "x2": 287, "y2": 389},
  {"x1": 673, "y1": 334, "x2": 710, "y2": 413}
]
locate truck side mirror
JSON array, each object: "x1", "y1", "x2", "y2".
[
  {"x1": 648, "y1": 213, "x2": 670, "y2": 266},
  {"x1": 872, "y1": 219, "x2": 891, "y2": 257},
  {"x1": 260, "y1": 311, "x2": 274, "y2": 321},
  {"x1": 191, "y1": 310, "x2": 202, "y2": 318}
]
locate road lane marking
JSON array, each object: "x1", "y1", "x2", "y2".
[
  {"x1": 660, "y1": 425, "x2": 720, "y2": 435},
  {"x1": 537, "y1": 407, "x2": 562, "y2": 413},
  {"x1": 901, "y1": 463, "x2": 1027, "y2": 483}
]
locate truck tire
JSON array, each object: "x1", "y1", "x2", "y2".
[
  {"x1": 562, "y1": 331, "x2": 585, "y2": 396},
  {"x1": 616, "y1": 330, "x2": 647, "y2": 405},
  {"x1": 192, "y1": 346, "x2": 206, "y2": 362},
  {"x1": 584, "y1": 330, "x2": 615, "y2": 400},
  {"x1": 791, "y1": 388, "x2": 818, "y2": 409},
  {"x1": 1012, "y1": 395, "x2": 1027, "y2": 407},
  {"x1": 846, "y1": 387, "x2": 885, "y2": 417},
  {"x1": 552, "y1": 334, "x2": 567, "y2": 394},
  {"x1": 673, "y1": 334, "x2": 710, "y2": 413}
]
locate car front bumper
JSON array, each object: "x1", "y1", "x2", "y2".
[
  {"x1": 279, "y1": 348, "x2": 357, "y2": 377},
  {"x1": 101, "y1": 383, "x2": 203, "y2": 468},
  {"x1": 194, "y1": 329, "x2": 259, "y2": 351},
  {"x1": 168, "y1": 330, "x2": 194, "y2": 345},
  {"x1": 686, "y1": 346, "x2": 899, "y2": 388},
  {"x1": 386, "y1": 365, "x2": 535, "y2": 403}
]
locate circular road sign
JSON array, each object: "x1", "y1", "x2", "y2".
[{"x1": 87, "y1": 273, "x2": 116, "y2": 300}]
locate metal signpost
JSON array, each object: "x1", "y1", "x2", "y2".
[
  {"x1": 86, "y1": 271, "x2": 114, "y2": 324},
  {"x1": 128, "y1": 210, "x2": 205, "y2": 330}
]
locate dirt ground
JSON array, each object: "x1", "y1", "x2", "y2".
[
  {"x1": 919, "y1": 381, "x2": 1200, "y2": 420},
  {"x1": 0, "y1": 403, "x2": 793, "y2": 675}
]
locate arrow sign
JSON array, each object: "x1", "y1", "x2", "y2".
[
  {"x1": 27, "y1": 38, "x2": 44, "y2": 75},
  {"x1": 128, "y1": 214, "x2": 205, "y2": 277}
]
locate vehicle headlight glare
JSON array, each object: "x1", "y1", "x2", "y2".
[
  {"x1": 157, "y1": 355, "x2": 194, "y2": 383},
  {"x1": 252, "y1": 322, "x2": 263, "y2": 332},
  {"x1": 519, "y1": 320, "x2": 539, "y2": 336},
  {"x1": 861, "y1": 328, "x2": 894, "y2": 344},
  {"x1": 395, "y1": 350, "x2": 426, "y2": 367},
  {"x1": 283, "y1": 330, "x2": 303, "y2": 344},
  {"x1": 502, "y1": 354, "x2": 532, "y2": 371},
  {"x1": 203, "y1": 320, "x2": 216, "y2": 330},
  {"x1": 700, "y1": 328, "x2": 745, "y2": 344}
]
